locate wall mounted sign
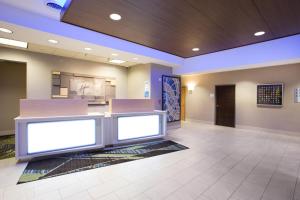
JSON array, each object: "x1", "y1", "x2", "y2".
[
  {"x1": 144, "y1": 81, "x2": 150, "y2": 98},
  {"x1": 295, "y1": 88, "x2": 300, "y2": 103},
  {"x1": 51, "y1": 71, "x2": 116, "y2": 105},
  {"x1": 162, "y1": 75, "x2": 181, "y2": 122},
  {"x1": 257, "y1": 83, "x2": 283, "y2": 107}
]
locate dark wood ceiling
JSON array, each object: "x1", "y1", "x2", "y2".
[{"x1": 62, "y1": 0, "x2": 300, "y2": 58}]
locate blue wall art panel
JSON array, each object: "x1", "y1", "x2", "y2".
[{"x1": 162, "y1": 75, "x2": 181, "y2": 122}]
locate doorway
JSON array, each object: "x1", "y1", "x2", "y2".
[
  {"x1": 0, "y1": 60, "x2": 26, "y2": 136},
  {"x1": 215, "y1": 85, "x2": 235, "y2": 127}
]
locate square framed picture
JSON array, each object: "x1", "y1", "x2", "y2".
[{"x1": 257, "y1": 83, "x2": 283, "y2": 107}]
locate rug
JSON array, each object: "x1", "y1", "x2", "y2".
[
  {"x1": 0, "y1": 135, "x2": 15, "y2": 160},
  {"x1": 18, "y1": 140, "x2": 188, "y2": 184}
]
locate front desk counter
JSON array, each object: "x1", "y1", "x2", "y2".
[{"x1": 15, "y1": 110, "x2": 167, "y2": 161}]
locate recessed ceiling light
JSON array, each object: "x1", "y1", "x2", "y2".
[
  {"x1": 48, "y1": 39, "x2": 58, "y2": 44},
  {"x1": 84, "y1": 47, "x2": 92, "y2": 51},
  {"x1": 110, "y1": 13, "x2": 122, "y2": 21},
  {"x1": 133, "y1": 57, "x2": 138, "y2": 60},
  {"x1": 111, "y1": 53, "x2": 118, "y2": 56},
  {"x1": 109, "y1": 59, "x2": 126, "y2": 64},
  {"x1": 254, "y1": 31, "x2": 265, "y2": 36},
  {"x1": 192, "y1": 48, "x2": 199, "y2": 51},
  {"x1": 0, "y1": 28, "x2": 13, "y2": 34},
  {"x1": 0, "y1": 38, "x2": 28, "y2": 48}
]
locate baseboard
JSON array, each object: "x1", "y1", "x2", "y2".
[
  {"x1": 0, "y1": 130, "x2": 15, "y2": 136},
  {"x1": 186, "y1": 118, "x2": 300, "y2": 137},
  {"x1": 185, "y1": 118, "x2": 214, "y2": 125},
  {"x1": 236, "y1": 125, "x2": 300, "y2": 137},
  {"x1": 167, "y1": 121, "x2": 181, "y2": 131}
]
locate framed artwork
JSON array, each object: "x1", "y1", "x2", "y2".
[
  {"x1": 295, "y1": 88, "x2": 300, "y2": 103},
  {"x1": 257, "y1": 83, "x2": 283, "y2": 107},
  {"x1": 51, "y1": 71, "x2": 116, "y2": 105},
  {"x1": 162, "y1": 75, "x2": 181, "y2": 122}
]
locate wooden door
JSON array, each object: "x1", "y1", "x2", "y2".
[
  {"x1": 181, "y1": 87, "x2": 186, "y2": 121},
  {"x1": 215, "y1": 85, "x2": 235, "y2": 127}
]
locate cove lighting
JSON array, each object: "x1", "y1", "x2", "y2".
[
  {"x1": 54, "y1": 0, "x2": 68, "y2": 7},
  {"x1": 84, "y1": 47, "x2": 92, "y2": 51},
  {"x1": 111, "y1": 53, "x2": 118, "y2": 56},
  {"x1": 48, "y1": 39, "x2": 58, "y2": 44},
  {"x1": 110, "y1": 13, "x2": 122, "y2": 21},
  {"x1": 0, "y1": 28, "x2": 13, "y2": 34},
  {"x1": 46, "y1": 2, "x2": 63, "y2": 10},
  {"x1": 192, "y1": 48, "x2": 200, "y2": 51},
  {"x1": 133, "y1": 57, "x2": 138, "y2": 60},
  {"x1": 27, "y1": 119, "x2": 96, "y2": 154},
  {"x1": 118, "y1": 115, "x2": 160, "y2": 140},
  {"x1": 254, "y1": 31, "x2": 265, "y2": 36},
  {"x1": 0, "y1": 38, "x2": 27, "y2": 48},
  {"x1": 109, "y1": 59, "x2": 126, "y2": 64}
]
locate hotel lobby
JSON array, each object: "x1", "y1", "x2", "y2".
[{"x1": 0, "y1": 0, "x2": 300, "y2": 200}]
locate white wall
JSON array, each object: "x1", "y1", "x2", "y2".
[
  {"x1": 127, "y1": 63, "x2": 173, "y2": 110},
  {"x1": 150, "y1": 64, "x2": 172, "y2": 109},
  {"x1": 0, "y1": 47, "x2": 128, "y2": 112},
  {"x1": 127, "y1": 64, "x2": 151, "y2": 99}
]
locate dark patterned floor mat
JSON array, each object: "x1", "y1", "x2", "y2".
[
  {"x1": 18, "y1": 140, "x2": 188, "y2": 184},
  {"x1": 0, "y1": 135, "x2": 15, "y2": 160}
]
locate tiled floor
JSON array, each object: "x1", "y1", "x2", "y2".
[{"x1": 1, "y1": 121, "x2": 300, "y2": 200}]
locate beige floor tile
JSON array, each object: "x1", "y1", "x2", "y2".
[
  {"x1": 62, "y1": 191, "x2": 92, "y2": 200},
  {"x1": 32, "y1": 190, "x2": 61, "y2": 200},
  {"x1": 229, "y1": 181, "x2": 265, "y2": 200},
  {"x1": 143, "y1": 179, "x2": 183, "y2": 200},
  {"x1": 88, "y1": 177, "x2": 129, "y2": 199},
  {"x1": 96, "y1": 193, "x2": 119, "y2": 200}
]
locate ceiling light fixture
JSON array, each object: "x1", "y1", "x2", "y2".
[
  {"x1": 254, "y1": 31, "x2": 265, "y2": 36},
  {"x1": 84, "y1": 47, "x2": 92, "y2": 51},
  {"x1": 109, "y1": 59, "x2": 126, "y2": 64},
  {"x1": 192, "y1": 48, "x2": 200, "y2": 51},
  {"x1": 110, "y1": 13, "x2": 122, "y2": 21},
  {"x1": 111, "y1": 53, "x2": 118, "y2": 56},
  {"x1": 0, "y1": 28, "x2": 13, "y2": 34},
  {"x1": 48, "y1": 39, "x2": 58, "y2": 44},
  {"x1": 133, "y1": 57, "x2": 138, "y2": 60},
  {"x1": 0, "y1": 38, "x2": 28, "y2": 48}
]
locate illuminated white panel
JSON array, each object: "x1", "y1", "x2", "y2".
[
  {"x1": 27, "y1": 119, "x2": 96, "y2": 154},
  {"x1": 118, "y1": 115, "x2": 160, "y2": 140}
]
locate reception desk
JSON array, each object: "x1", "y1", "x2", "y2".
[{"x1": 15, "y1": 99, "x2": 167, "y2": 161}]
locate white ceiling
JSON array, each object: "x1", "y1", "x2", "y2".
[{"x1": 0, "y1": 21, "x2": 146, "y2": 67}]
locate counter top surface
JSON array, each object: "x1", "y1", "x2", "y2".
[
  {"x1": 15, "y1": 113, "x2": 105, "y2": 121},
  {"x1": 15, "y1": 110, "x2": 167, "y2": 121},
  {"x1": 108, "y1": 110, "x2": 167, "y2": 116}
]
